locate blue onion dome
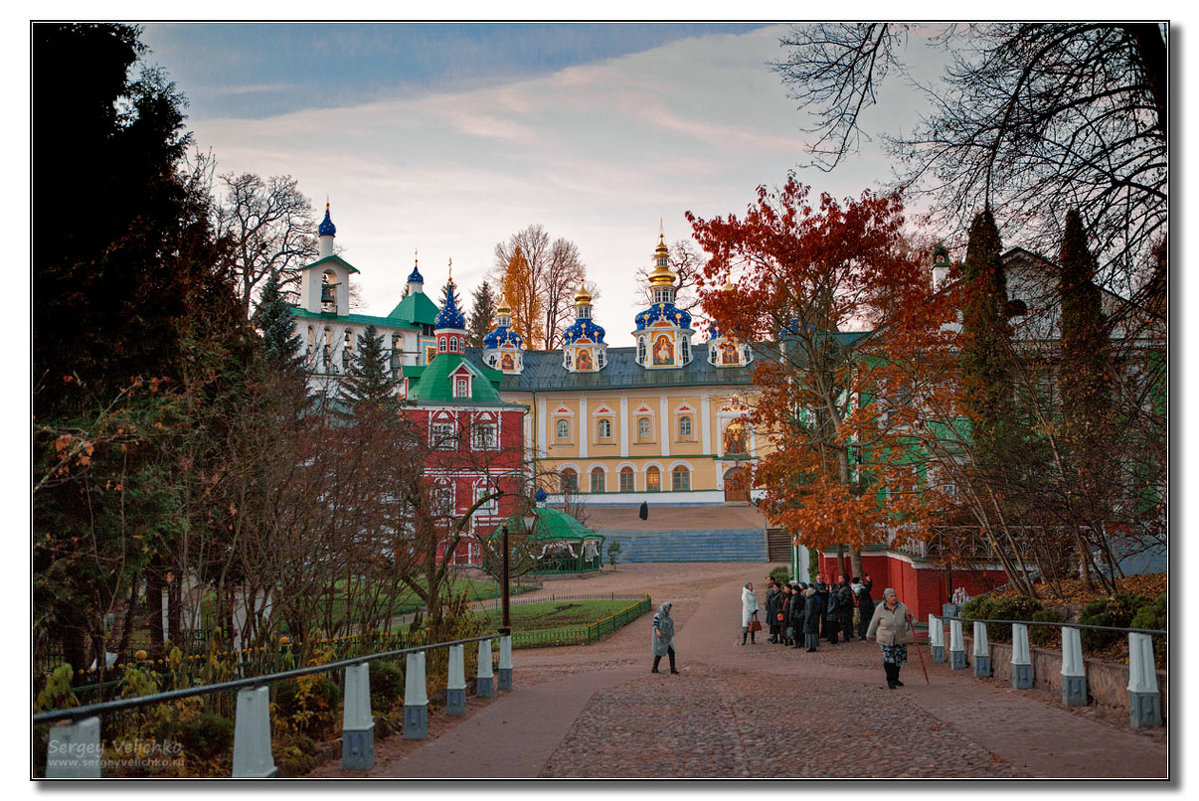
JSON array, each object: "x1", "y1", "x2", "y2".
[
  {"x1": 408, "y1": 261, "x2": 424, "y2": 284},
  {"x1": 534, "y1": 486, "x2": 548, "y2": 503},
  {"x1": 635, "y1": 302, "x2": 692, "y2": 331},
  {"x1": 318, "y1": 202, "x2": 336, "y2": 237},
  {"x1": 434, "y1": 277, "x2": 466, "y2": 330},
  {"x1": 483, "y1": 325, "x2": 523, "y2": 349},
  {"x1": 563, "y1": 318, "x2": 606, "y2": 345}
]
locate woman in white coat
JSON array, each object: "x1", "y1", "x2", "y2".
[{"x1": 740, "y1": 582, "x2": 760, "y2": 645}]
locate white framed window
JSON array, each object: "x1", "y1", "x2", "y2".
[
  {"x1": 597, "y1": 418, "x2": 612, "y2": 439},
  {"x1": 680, "y1": 337, "x2": 691, "y2": 363},
  {"x1": 560, "y1": 468, "x2": 578, "y2": 494},
  {"x1": 432, "y1": 483, "x2": 455, "y2": 515},
  {"x1": 556, "y1": 419, "x2": 571, "y2": 441},
  {"x1": 455, "y1": 377, "x2": 469, "y2": 398},
  {"x1": 637, "y1": 337, "x2": 646, "y2": 363},
  {"x1": 678, "y1": 415, "x2": 693, "y2": 439},
  {"x1": 438, "y1": 338, "x2": 447, "y2": 352},
  {"x1": 637, "y1": 416, "x2": 652, "y2": 439},
  {"x1": 431, "y1": 422, "x2": 457, "y2": 450},
  {"x1": 474, "y1": 483, "x2": 497, "y2": 513},
  {"x1": 473, "y1": 423, "x2": 497, "y2": 450},
  {"x1": 672, "y1": 466, "x2": 691, "y2": 491}
]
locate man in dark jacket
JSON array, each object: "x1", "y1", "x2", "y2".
[
  {"x1": 856, "y1": 574, "x2": 875, "y2": 642},
  {"x1": 837, "y1": 576, "x2": 856, "y2": 644},
  {"x1": 765, "y1": 579, "x2": 782, "y2": 643},
  {"x1": 819, "y1": 579, "x2": 839, "y2": 645}
]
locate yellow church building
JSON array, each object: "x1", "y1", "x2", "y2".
[{"x1": 483, "y1": 234, "x2": 766, "y2": 509}]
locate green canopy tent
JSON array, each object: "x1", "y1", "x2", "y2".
[{"x1": 486, "y1": 507, "x2": 605, "y2": 575}]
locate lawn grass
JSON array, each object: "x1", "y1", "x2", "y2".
[{"x1": 475, "y1": 599, "x2": 636, "y2": 631}]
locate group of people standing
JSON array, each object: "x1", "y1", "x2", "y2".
[{"x1": 754, "y1": 573, "x2": 876, "y2": 650}]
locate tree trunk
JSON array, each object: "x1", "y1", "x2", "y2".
[
  {"x1": 848, "y1": 548, "x2": 863, "y2": 581},
  {"x1": 115, "y1": 573, "x2": 139, "y2": 659},
  {"x1": 146, "y1": 568, "x2": 165, "y2": 655}
]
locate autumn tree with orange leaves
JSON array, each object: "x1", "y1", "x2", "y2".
[{"x1": 688, "y1": 175, "x2": 953, "y2": 580}]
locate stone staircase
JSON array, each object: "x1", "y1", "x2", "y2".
[{"x1": 601, "y1": 528, "x2": 767, "y2": 563}]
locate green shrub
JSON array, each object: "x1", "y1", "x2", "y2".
[
  {"x1": 1029, "y1": 609, "x2": 1064, "y2": 648},
  {"x1": 770, "y1": 566, "x2": 791, "y2": 585},
  {"x1": 1079, "y1": 591, "x2": 1146, "y2": 652},
  {"x1": 275, "y1": 673, "x2": 341, "y2": 738},
  {"x1": 174, "y1": 711, "x2": 234, "y2": 761},
  {"x1": 960, "y1": 595, "x2": 1044, "y2": 643},
  {"x1": 370, "y1": 659, "x2": 404, "y2": 714},
  {"x1": 1130, "y1": 591, "x2": 1167, "y2": 669}
]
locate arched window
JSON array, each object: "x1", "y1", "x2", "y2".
[
  {"x1": 322, "y1": 328, "x2": 333, "y2": 371},
  {"x1": 390, "y1": 336, "x2": 402, "y2": 374},
  {"x1": 597, "y1": 418, "x2": 612, "y2": 439},
  {"x1": 646, "y1": 466, "x2": 661, "y2": 492},
  {"x1": 638, "y1": 416, "x2": 652, "y2": 439},
  {"x1": 637, "y1": 337, "x2": 646, "y2": 364},
  {"x1": 678, "y1": 415, "x2": 692, "y2": 439},
  {"x1": 560, "y1": 468, "x2": 578, "y2": 494},
  {"x1": 672, "y1": 466, "x2": 691, "y2": 491},
  {"x1": 342, "y1": 330, "x2": 354, "y2": 370},
  {"x1": 455, "y1": 377, "x2": 468, "y2": 398},
  {"x1": 680, "y1": 337, "x2": 691, "y2": 363},
  {"x1": 590, "y1": 467, "x2": 605, "y2": 493},
  {"x1": 556, "y1": 419, "x2": 570, "y2": 441},
  {"x1": 438, "y1": 338, "x2": 447, "y2": 353},
  {"x1": 619, "y1": 467, "x2": 635, "y2": 492},
  {"x1": 306, "y1": 327, "x2": 316, "y2": 367}
]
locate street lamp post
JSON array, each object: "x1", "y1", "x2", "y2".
[{"x1": 499, "y1": 523, "x2": 510, "y2": 637}]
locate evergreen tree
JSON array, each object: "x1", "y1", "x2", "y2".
[
  {"x1": 959, "y1": 208, "x2": 1015, "y2": 473},
  {"x1": 467, "y1": 280, "x2": 497, "y2": 348},
  {"x1": 251, "y1": 268, "x2": 303, "y2": 373},
  {"x1": 338, "y1": 325, "x2": 401, "y2": 421}
]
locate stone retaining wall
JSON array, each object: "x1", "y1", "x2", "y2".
[{"x1": 963, "y1": 635, "x2": 1168, "y2": 721}]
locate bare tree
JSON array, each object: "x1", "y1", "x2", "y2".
[
  {"x1": 773, "y1": 23, "x2": 1167, "y2": 296},
  {"x1": 490, "y1": 224, "x2": 587, "y2": 350},
  {"x1": 635, "y1": 238, "x2": 705, "y2": 313},
  {"x1": 216, "y1": 172, "x2": 319, "y2": 317}
]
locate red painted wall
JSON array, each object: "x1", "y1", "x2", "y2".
[{"x1": 818, "y1": 553, "x2": 1008, "y2": 623}]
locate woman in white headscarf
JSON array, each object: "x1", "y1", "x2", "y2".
[
  {"x1": 651, "y1": 601, "x2": 678, "y2": 674},
  {"x1": 740, "y1": 582, "x2": 760, "y2": 645}
]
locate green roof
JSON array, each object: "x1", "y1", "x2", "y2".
[
  {"x1": 302, "y1": 254, "x2": 360, "y2": 275},
  {"x1": 290, "y1": 306, "x2": 420, "y2": 330},
  {"x1": 388, "y1": 292, "x2": 440, "y2": 327},
  {"x1": 404, "y1": 353, "x2": 519, "y2": 407},
  {"x1": 496, "y1": 506, "x2": 603, "y2": 542}
]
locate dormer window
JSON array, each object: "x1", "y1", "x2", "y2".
[{"x1": 454, "y1": 377, "x2": 469, "y2": 398}]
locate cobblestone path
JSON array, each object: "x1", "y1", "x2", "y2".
[{"x1": 312, "y1": 562, "x2": 1167, "y2": 779}]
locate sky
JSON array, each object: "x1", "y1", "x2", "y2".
[{"x1": 136, "y1": 22, "x2": 948, "y2": 347}]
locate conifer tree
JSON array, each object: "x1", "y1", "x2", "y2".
[
  {"x1": 339, "y1": 325, "x2": 401, "y2": 421},
  {"x1": 251, "y1": 267, "x2": 303, "y2": 373},
  {"x1": 959, "y1": 208, "x2": 1015, "y2": 474},
  {"x1": 467, "y1": 280, "x2": 497, "y2": 348}
]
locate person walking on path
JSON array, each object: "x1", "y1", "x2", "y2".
[
  {"x1": 855, "y1": 574, "x2": 875, "y2": 642},
  {"x1": 866, "y1": 587, "x2": 914, "y2": 689},
  {"x1": 651, "y1": 601, "x2": 679, "y2": 674},
  {"x1": 740, "y1": 582, "x2": 760, "y2": 645}
]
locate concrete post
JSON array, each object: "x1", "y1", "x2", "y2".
[
  {"x1": 446, "y1": 644, "x2": 467, "y2": 715},
  {"x1": 1060, "y1": 627, "x2": 1087, "y2": 706},
  {"x1": 342, "y1": 662, "x2": 374, "y2": 769},
  {"x1": 1127, "y1": 632, "x2": 1162, "y2": 727},
  {"x1": 949, "y1": 618, "x2": 967, "y2": 670},
  {"x1": 476, "y1": 639, "x2": 494, "y2": 698},
  {"x1": 1011, "y1": 623, "x2": 1033, "y2": 690},
  {"x1": 403, "y1": 651, "x2": 429, "y2": 740},
  {"x1": 232, "y1": 686, "x2": 276, "y2": 778},
  {"x1": 45, "y1": 716, "x2": 101, "y2": 778},
  {"x1": 972, "y1": 621, "x2": 991, "y2": 678},
  {"x1": 497, "y1": 635, "x2": 513, "y2": 690},
  {"x1": 929, "y1": 614, "x2": 945, "y2": 664}
]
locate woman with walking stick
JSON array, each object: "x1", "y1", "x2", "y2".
[{"x1": 866, "y1": 588, "x2": 914, "y2": 689}]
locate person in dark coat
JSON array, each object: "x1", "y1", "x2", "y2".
[
  {"x1": 856, "y1": 574, "x2": 875, "y2": 642},
  {"x1": 765, "y1": 579, "x2": 782, "y2": 644},
  {"x1": 837, "y1": 576, "x2": 856, "y2": 644},
  {"x1": 820, "y1": 579, "x2": 840, "y2": 645},
  {"x1": 802, "y1": 585, "x2": 822, "y2": 651},
  {"x1": 788, "y1": 583, "x2": 805, "y2": 648}
]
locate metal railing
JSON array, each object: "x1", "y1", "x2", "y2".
[
  {"x1": 585, "y1": 596, "x2": 652, "y2": 644},
  {"x1": 927, "y1": 613, "x2": 1166, "y2": 729},
  {"x1": 34, "y1": 632, "x2": 508, "y2": 778}
]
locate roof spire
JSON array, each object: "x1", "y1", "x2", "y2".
[{"x1": 448, "y1": 257, "x2": 454, "y2": 283}]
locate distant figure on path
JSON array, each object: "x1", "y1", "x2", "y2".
[
  {"x1": 802, "y1": 585, "x2": 822, "y2": 651},
  {"x1": 651, "y1": 601, "x2": 678, "y2": 674},
  {"x1": 740, "y1": 582, "x2": 760, "y2": 645},
  {"x1": 837, "y1": 576, "x2": 855, "y2": 644},
  {"x1": 866, "y1": 588, "x2": 914, "y2": 689},
  {"x1": 855, "y1": 575, "x2": 875, "y2": 642},
  {"x1": 639, "y1": 501, "x2": 648, "y2": 520},
  {"x1": 765, "y1": 578, "x2": 783, "y2": 643}
]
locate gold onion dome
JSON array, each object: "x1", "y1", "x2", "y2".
[
  {"x1": 649, "y1": 234, "x2": 675, "y2": 286},
  {"x1": 496, "y1": 294, "x2": 511, "y2": 314},
  {"x1": 574, "y1": 285, "x2": 592, "y2": 304}
]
